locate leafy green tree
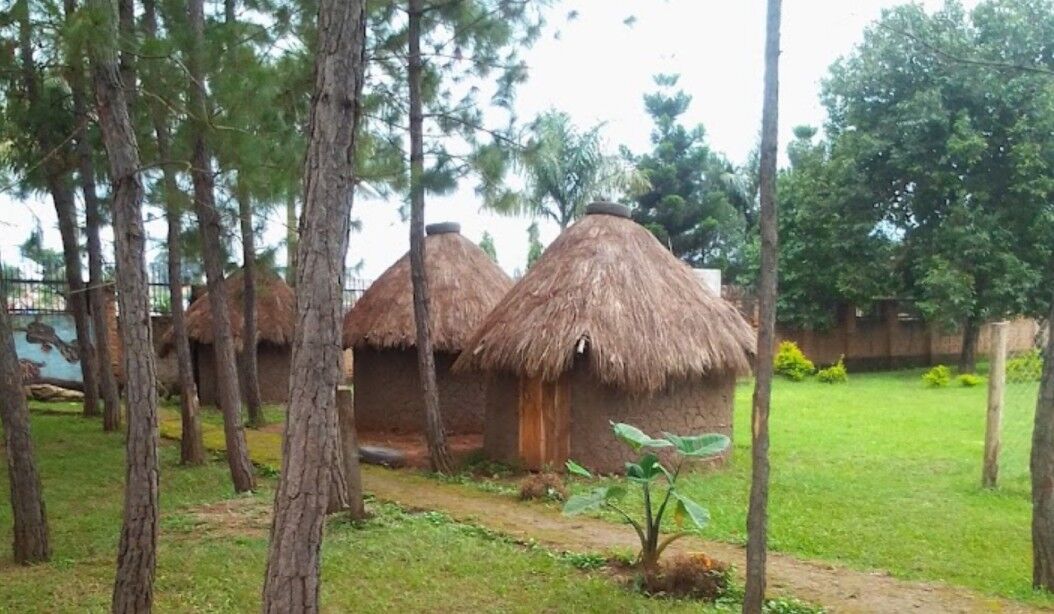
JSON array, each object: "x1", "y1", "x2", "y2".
[
  {"x1": 629, "y1": 74, "x2": 746, "y2": 273},
  {"x1": 820, "y1": 0, "x2": 1054, "y2": 371},
  {"x1": 526, "y1": 221, "x2": 543, "y2": 269},
  {"x1": 478, "y1": 231, "x2": 498, "y2": 262},
  {"x1": 774, "y1": 126, "x2": 895, "y2": 329}
]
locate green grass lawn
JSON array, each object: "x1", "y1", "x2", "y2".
[
  {"x1": 578, "y1": 367, "x2": 1050, "y2": 605},
  {"x1": 0, "y1": 412, "x2": 764, "y2": 613}
]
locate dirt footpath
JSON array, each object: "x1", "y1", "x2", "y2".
[{"x1": 362, "y1": 467, "x2": 1046, "y2": 614}]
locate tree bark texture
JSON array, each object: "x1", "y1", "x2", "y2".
[
  {"x1": 1032, "y1": 299, "x2": 1054, "y2": 590},
  {"x1": 337, "y1": 386, "x2": 366, "y2": 520},
  {"x1": 408, "y1": 0, "x2": 454, "y2": 475},
  {"x1": 0, "y1": 303, "x2": 51, "y2": 565},
  {"x1": 960, "y1": 316, "x2": 980, "y2": 374},
  {"x1": 237, "y1": 184, "x2": 264, "y2": 428},
  {"x1": 86, "y1": 1, "x2": 160, "y2": 608},
  {"x1": 62, "y1": 0, "x2": 123, "y2": 430},
  {"x1": 262, "y1": 0, "x2": 367, "y2": 609},
  {"x1": 744, "y1": 0, "x2": 782, "y2": 611},
  {"x1": 142, "y1": 0, "x2": 205, "y2": 466},
  {"x1": 187, "y1": 0, "x2": 255, "y2": 493},
  {"x1": 984, "y1": 321, "x2": 1008, "y2": 489},
  {"x1": 286, "y1": 194, "x2": 298, "y2": 286}
]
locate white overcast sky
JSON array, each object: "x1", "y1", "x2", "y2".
[{"x1": 0, "y1": 0, "x2": 971, "y2": 280}]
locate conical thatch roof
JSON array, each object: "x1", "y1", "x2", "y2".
[
  {"x1": 343, "y1": 224, "x2": 514, "y2": 353},
  {"x1": 159, "y1": 268, "x2": 295, "y2": 355},
  {"x1": 454, "y1": 203, "x2": 756, "y2": 394}
]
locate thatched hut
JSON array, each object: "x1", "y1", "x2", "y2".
[
  {"x1": 160, "y1": 268, "x2": 295, "y2": 405},
  {"x1": 455, "y1": 203, "x2": 756, "y2": 473},
  {"x1": 343, "y1": 222, "x2": 513, "y2": 434}
]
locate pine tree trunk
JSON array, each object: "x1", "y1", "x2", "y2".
[
  {"x1": 0, "y1": 303, "x2": 50, "y2": 565},
  {"x1": 142, "y1": 0, "x2": 205, "y2": 466},
  {"x1": 61, "y1": 1, "x2": 123, "y2": 430},
  {"x1": 959, "y1": 316, "x2": 980, "y2": 374},
  {"x1": 187, "y1": 0, "x2": 255, "y2": 493},
  {"x1": 51, "y1": 179, "x2": 101, "y2": 419},
  {"x1": 166, "y1": 202, "x2": 206, "y2": 466},
  {"x1": 408, "y1": 0, "x2": 454, "y2": 475},
  {"x1": 744, "y1": 0, "x2": 782, "y2": 611},
  {"x1": 286, "y1": 194, "x2": 298, "y2": 286},
  {"x1": 262, "y1": 0, "x2": 367, "y2": 609},
  {"x1": 84, "y1": 166, "x2": 123, "y2": 433},
  {"x1": 237, "y1": 184, "x2": 264, "y2": 428},
  {"x1": 86, "y1": 1, "x2": 160, "y2": 607},
  {"x1": 1031, "y1": 301, "x2": 1054, "y2": 590}
]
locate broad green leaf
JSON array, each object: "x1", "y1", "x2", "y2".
[
  {"x1": 671, "y1": 491, "x2": 710, "y2": 529},
  {"x1": 563, "y1": 489, "x2": 607, "y2": 515},
  {"x1": 565, "y1": 459, "x2": 593, "y2": 479},
  {"x1": 611, "y1": 422, "x2": 673, "y2": 451},
  {"x1": 663, "y1": 432, "x2": 730, "y2": 458},
  {"x1": 563, "y1": 486, "x2": 626, "y2": 516},
  {"x1": 626, "y1": 453, "x2": 665, "y2": 483}
]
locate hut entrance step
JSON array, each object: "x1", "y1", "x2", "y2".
[{"x1": 518, "y1": 376, "x2": 571, "y2": 471}]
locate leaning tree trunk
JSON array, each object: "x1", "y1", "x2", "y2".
[
  {"x1": 959, "y1": 316, "x2": 980, "y2": 374},
  {"x1": 1031, "y1": 299, "x2": 1054, "y2": 590},
  {"x1": 0, "y1": 303, "x2": 50, "y2": 565},
  {"x1": 262, "y1": 0, "x2": 367, "y2": 609},
  {"x1": 142, "y1": 0, "x2": 205, "y2": 466},
  {"x1": 51, "y1": 179, "x2": 101, "y2": 419},
  {"x1": 86, "y1": 0, "x2": 159, "y2": 607},
  {"x1": 187, "y1": 0, "x2": 254, "y2": 493},
  {"x1": 236, "y1": 183, "x2": 264, "y2": 428},
  {"x1": 744, "y1": 0, "x2": 782, "y2": 611},
  {"x1": 407, "y1": 0, "x2": 454, "y2": 475},
  {"x1": 61, "y1": 3, "x2": 123, "y2": 430}
]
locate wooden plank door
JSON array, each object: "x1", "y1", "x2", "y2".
[{"x1": 518, "y1": 376, "x2": 570, "y2": 471}]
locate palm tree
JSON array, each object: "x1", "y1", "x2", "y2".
[{"x1": 492, "y1": 110, "x2": 646, "y2": 229}]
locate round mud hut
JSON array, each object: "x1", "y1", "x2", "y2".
[
  {"x1": 342, "y1": 222, "x2": 514, "y2": 435},
  {"x1": 454, "y1": 202, "x2": 756, "y2": 473},
  {"x1": 160, "y1": 268, "x2": 295, "y2": 405}
]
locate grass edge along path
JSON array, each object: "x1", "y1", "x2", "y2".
[{"x1": 155, "y1": 407, "x2": 1045, "y2": 613}]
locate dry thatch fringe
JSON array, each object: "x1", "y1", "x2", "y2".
[
  {"x1": 158, "y1": 267, "x2": 295, "y2": 356},
  {"x1": 454, "y1": 211, "x2": 756, "y2": 394},
  {"x1": 343, "y1": 231, "x2": 513, "y2": 352}
]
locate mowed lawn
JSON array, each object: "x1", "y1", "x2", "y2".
[
  {"x1": 0, "y1": 414, "x2": 739, "y2": 613},
  {"x1": 666, "y1": 367, "x2": 1049, "y2": 604}
]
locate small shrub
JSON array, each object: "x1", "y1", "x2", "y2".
[
  {"x1": 646, "y1": 552, "x2": 730, "y2": 601},
  {"x1": 922, "y1": 365, "x2": 952, "y2": 387},
  {"x1": 774, "y1": 341, "x2": 815, "y2": 382},
  {"x1": 1007, "y1": 348, "x2": 1043, "y2": 383},
  {"x1": 816, "y1": 356, "x2": 848, "y2": 384},
  {"x1": 957, "y1": 373, "x2": 984, "y2": 387},
  {"x1": 519, "y1": 472, "x2": 568, "y2": 502}
]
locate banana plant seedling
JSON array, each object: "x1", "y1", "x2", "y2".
[{"x1": 563, "y1": 422, "x2": 730, "y2": 576}]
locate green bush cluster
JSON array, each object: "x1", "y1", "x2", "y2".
[
  {"x1": 957, "y1": 373, "x2": 984, "y2": 387},
  {"x1": 816, "y1": 356, "x2": 848, "y2": 384},
  {"x1": 1006, "y1": 348, "x2": 1043, "y2": 383},
  {"x1": 922, "y1": 365, "x2": 952, "y2": 387},
  {"x1": 774, "y1": 341, "x2": 815, "y2": 381}
]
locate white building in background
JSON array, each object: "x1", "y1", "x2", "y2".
[{"x1": 693, "y1": 268, "x2": 722, "y2": 295}]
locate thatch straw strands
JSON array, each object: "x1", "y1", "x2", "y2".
[
  {"x1": 159, "y1": 268, "x2": 295, "y2": 354},
  {"x1": 343, "y1": 227, "x2": 513, "y2": 353},
  {"x1": 455, "y1": 205, "x2": 756, "y2": 394}
]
